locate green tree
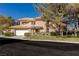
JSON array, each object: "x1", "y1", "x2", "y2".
[
  {"x1": 34, "y1": 3, "x2": 68, "y2": 36},
  {"x1": 65, "y1": 4, "x2": 79, "y2": 36},
  {"x1": 6, "y1": 16, "x2": 14, "y2": 26}
]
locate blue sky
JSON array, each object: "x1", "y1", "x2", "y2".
[{"x1": 0, "y1": 3, "x2": 41, "y2": 20}]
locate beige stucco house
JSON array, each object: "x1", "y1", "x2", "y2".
[{"x1": 10, "y1": 17, "x2": 55, "y2": 36}]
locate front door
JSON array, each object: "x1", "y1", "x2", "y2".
[{"x1": 35, "y1": 29, "x2": 39, "y2": 32}]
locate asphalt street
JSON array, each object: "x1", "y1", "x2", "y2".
[{"x1": 0, "y1": 38, "x2": 79, "y2": 56}]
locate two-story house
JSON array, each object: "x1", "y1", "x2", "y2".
[
  {"x1": 10, "y1": 17, "x2": 50, "y2": 36},
  {"x1": 10, "y1": 17, "x2": 57, "y2": 36}
]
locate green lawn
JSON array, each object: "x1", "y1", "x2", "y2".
[{"x1": 24, "y1": 34, "x2": 79, "y2": 42}]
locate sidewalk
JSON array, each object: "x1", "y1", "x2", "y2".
[{"x1": 0, "y1": 35, "x2": 79, "y2": 44}]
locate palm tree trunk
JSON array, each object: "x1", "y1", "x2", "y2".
[
  {"x1": 74, "y1": 22, "x2": 78, "y2": 36},
  {"x1": 66, "y1": 23, "x2": 68, "y2": 36},
  {"x1": 46, "y1": 20, "x2": 49, "y2": 32},
  {"x1": 58, "y1": 23, "x2": 64, "y2": 37},
  {"x1": 77, "y1": 18, "x2": 79, "y2": 32},
  {"x1": 60, "y1": 26, "x2": 63, "y2": 37}
]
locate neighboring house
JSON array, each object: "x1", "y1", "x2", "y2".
[{"x1": 10, "y1": 17, "x2": 54, "y2": 36}]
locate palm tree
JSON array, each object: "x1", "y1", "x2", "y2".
[
  {"x1": 34, "y1": 3, "x2": 68, "y2": 36},
  {"x1": 34, "y1": 4, "x2": 52, "y2": 32}
]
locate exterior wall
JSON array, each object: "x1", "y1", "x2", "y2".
[
  {"x1": 19, "y1": 20, "x2": 47, "y2": 33},
  {"x1": 10, "y1": 29, "x2": 16, "y2": 32},
  {"x1": 20, "y1": 21, "x2": 22, "y2": 25},
  {"x1": 20, "y1": 20, "x2": 46, "y2": 27},
  {"x1": 40, "y1": 29, "x2": 46, "y2": 32},
  {"x1": 31, "y1": 21, "x2": 46, "y2": 32},
  {"x1": 24, "y1": 22, "x2": 32, "y2": 27},
  {"x1": 35, "y1": 21, "x2": 46, "y2": 27}
]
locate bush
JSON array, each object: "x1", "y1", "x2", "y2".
[
  {"x1": 37, "y1": 32, "x2": 45, "y2": 35},
  {"x1": 50, "y1": 32, "x2": 57, "y2": 36},
  {"x1": 33, "y1": 32, "x2": 50, "y2": 36},
  {"x1": 77, "y1": 31, "x2": 79, "y2": 35},
  {"x1": 4, "y1": 32, "x2": 15, "y2": 36},
  {"x1": 24, "y1": 33, "x2": 31, "y2": 37},
  {"x1": 0, "y1": 31, "x2": 3, "y2": 35}
]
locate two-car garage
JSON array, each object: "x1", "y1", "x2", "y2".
[
  {"x1": 10, "y1": 25, "x2": 31, "y2": 36},
  {"x1": 15, "y1": 29, "x2": 29, "y2": 36}
]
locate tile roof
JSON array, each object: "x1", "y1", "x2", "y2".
[
  {"x1": 10, "y1": 24, "x2": 43, "y2": 29},
  {"x1": 18, "y1": 17, "x2": 42, "y2": 22}
]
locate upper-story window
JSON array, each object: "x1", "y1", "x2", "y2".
[{"x1": 32, "y1": 22, "x2": 36, "y2": 25}]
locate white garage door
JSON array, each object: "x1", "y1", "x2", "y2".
[{"x1": 16, "y1": 30, "x2": 29, "y2": 36}]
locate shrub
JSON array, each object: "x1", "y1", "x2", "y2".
[
  {"x1": 50, "y1": 32, "x2": 57, "y2": 36},
  {"x1": 39, "y1": 32, "x2": 45, "y2": 35},
  {"x1": 77, "y1": 31, "x2": 79, "y2": 35},
  {"x1": 24, "y1": 33, "x2": 31, "y2": 37},
  {"x1": 0, "y1": 31, "x2": 3, "y2": 35},
  {"x1": 4, "y1": 32, "x2": 15, "y2": 36}
]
